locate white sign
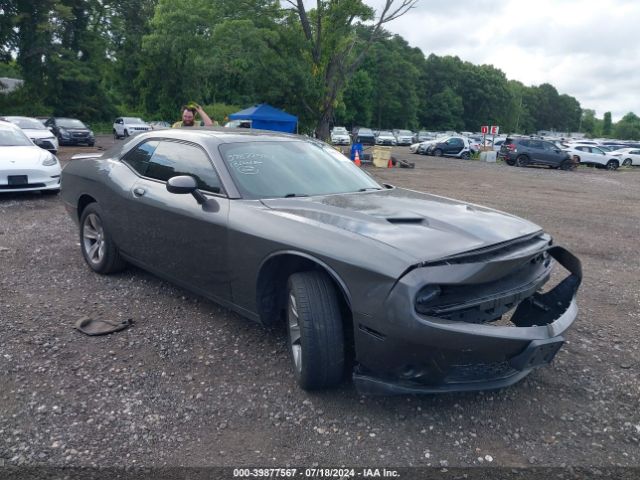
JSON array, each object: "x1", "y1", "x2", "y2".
[{"x1": 490, "y1": 125, "x2": 499, "y2": 135}]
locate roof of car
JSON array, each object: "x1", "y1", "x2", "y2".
[{"x1": 133, "y1": 127, "x2": 303, "y2": 146}]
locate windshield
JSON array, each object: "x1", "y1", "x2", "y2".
[
  {"x1": 379, "y1": 131, "x2": 393, "y2": 136},
  {"x1": 220, "y1": 140, "x2": 381, "y2": 199},
  {"x1": 398, "y1": 130, "x2": 412, "y2": 135},
  {"x1": 332, "y1": 127, "x2": 347, "y2": 134},
  {"x1": 57, "y1": 119, "x2": 87, "y2": 129},
  {"x1": 0, "y1": 128, "x2": 33, "y2": 146},
  {"x1": 124, "y1": 117, "x2": 145, "y2": 124},
  {"x1": 5, "y1": 117, "x2": 47, "y2": 130}
]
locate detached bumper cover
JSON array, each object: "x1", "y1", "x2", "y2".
[{"x1": 353, "y1": 246, "x2": 582, "y2": 395}]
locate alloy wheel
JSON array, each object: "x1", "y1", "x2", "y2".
[{"x1": 82, "y1": 213, "x2": 105, "y2": 266}]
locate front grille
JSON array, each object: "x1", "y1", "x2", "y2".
[
  {"x1": 0, "y1": 183, "x2": 47, "y2": 190},
  {"x1": 445, "y1": 361, "x2": 516, "y2": 383}
]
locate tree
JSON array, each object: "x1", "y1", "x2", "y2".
[
  {"x1": 613, "y1": 112, "x2": 640, "y2": 140},
  {"x1": 602, "y1": 112, "x2": 612, "y2": 136},
  {"x1": 286, "y1": 0, "x2": 416, "y2": 139}
]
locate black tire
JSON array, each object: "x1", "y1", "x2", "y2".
[
  {"x1": 460, "y1": 151, "x2": 470, "y2": 160},
  {"x1": 88, "y1": 141, "x2": 95, "y2": 147},
  {"x1": 79, "y1": 203, "x2": 126, "y2": 274},
  {"x1": 623, "y1": 158, "x2": 632, "y2": 167},
  {"x1": 286, "y1": 271, "x2": 345, "y2": 390},
  {"x1": 434, "y1": 148, "x2": 443, "y2": 157},
  {"x1": 113, "y1": 129, "x2": 119, "y2": 140},
  {"x1": 606, "y1": 160, "x2": 619, "y2": 170},
  {"x1": 505, "y1": 157, "x2": 516, "y2": 166},
  {"x1": 559, "y1": 159, "x2": 574, "y2": 171},
  {"x1": 124, "y1": 129, "x2": 129, "y2": 138},
  {"x1": 515, "y1": 154, "x2": 529, "y2": 167}
]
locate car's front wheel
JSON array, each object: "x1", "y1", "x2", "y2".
[
  {"x1": 286, "y1": 271, "x2": 345, "y2": 390},
  {"x1": 606, "y1": 159, "x2": 619, "y2": 170},
  {"x1": 433, "y1": 148, "x2": 443, "y2": 157},
  {"x1": 79, "y1": 203, "x2": 126, "y2": 274},
  {"x1": 113, "y1": 129, "x2": 119, "y2": 140}
]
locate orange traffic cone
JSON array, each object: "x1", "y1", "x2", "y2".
[
  {"x1": 354, "y1": 150, "x2": 361, "y2": 167},
  {"x1": 387, "y1": 157, "x2": 393, "y2": 168}
]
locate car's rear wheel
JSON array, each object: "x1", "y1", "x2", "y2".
[
  {"x1": 559, "y1": 159, "x2": 574, "y2": 171},
  {"x1": 515, "y1": 154, "x2": 529, "y2": 167},
  {"x1": 113, "y1": 129, "x2": 119, "y2": 140},
  {"x1": 80, "y1": 203, "x2": 126, "y2": 274},
  {"x1": 623, "y1": 158, "x2": 632, "y2": 167},
  {"x1": 286, "y1": 271, "x2": 344, "y2": 390},
  {"x1": 434, "y1": 148, "x2": 443, "y2": 157},
  {"x1": 606, "y1": 160, "x2": 619, "y2": 170},
  {"x1": 460, "y1": 151, "x2": 470, "y2": 160}
]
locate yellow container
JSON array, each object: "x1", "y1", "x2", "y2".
[{"x1": 372, "y1": 146, "x2": 392, "y2": 167}]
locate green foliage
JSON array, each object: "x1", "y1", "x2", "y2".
[
  {"x1": 614, "y1": 113, "x2": 640, "y2": 140},
  {"x1": 199, "y1": 103, "x2": 242, "y2": 125}
]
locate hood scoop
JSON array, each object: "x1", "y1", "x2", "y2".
[{"x1": 385, "y1": 216, "x2": 426, "y2": 225}]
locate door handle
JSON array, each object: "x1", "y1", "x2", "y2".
[{"x1": 133, "y1": 187, "x2": 146, "y2": 197}]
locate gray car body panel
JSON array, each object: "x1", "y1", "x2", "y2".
[{"x1": 61, "y1": 129, "x2": 581, "y2": 394}]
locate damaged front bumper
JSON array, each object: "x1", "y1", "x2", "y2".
[{"x1": 352, "y1": 243, "x2": 582, "y2": 395}]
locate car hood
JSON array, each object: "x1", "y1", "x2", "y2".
[
  {"x1": 0, "y1": 146, "x2": 52, "y2": 166},
  {"x1": 21, "y1": 129, "x2": 55, "y2": 139},
  {"x1": 261, "y1": 188, "x2": 542, "y2": 262}
]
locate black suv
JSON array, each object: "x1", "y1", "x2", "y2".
[
  {"x1": 45, "y1": 117, "x2": 95, "y2": 146},
  {"x1": 499, "y1": 137, "x2": 572, "y2": 169},
  {"x1": 351, "y1": 127, "x2": 376, "y2": 146}
]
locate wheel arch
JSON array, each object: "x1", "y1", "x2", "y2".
[
  {"x1": 256, "y1": 251, "x2": 352, "y2": 327},
  {"x1": 77, "y1": 194, "x2": 97, "y2": 222}
]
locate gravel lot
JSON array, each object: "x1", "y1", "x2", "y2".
[{"x1": 1, "y1": 135, "x2": 639, "y2": 474}]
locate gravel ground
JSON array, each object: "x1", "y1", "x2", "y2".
[{"x1": 1, "y1": 136, "x2": 639, "y2": 473}]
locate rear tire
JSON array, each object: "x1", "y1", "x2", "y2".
[
  {"x1": 515, "y1": 154, "x2": 529, "y2": 167},
  {"x1": 434, "y1": 148, "x2": 443, "y2": 157},
  {"x1": 79, "y1": 203, "x2": 126, "y2": 274},
  {"x1": 559, "y1": 159, "x2": 574, "y2": 171},
  {"x1": 623, "y1": 158, "x2": 632, "y2": 167},
  {"x1": 286, "y1": 271, "x2": 345, "y2": 390},
  {"x1": 606, "y1": 160, "x2": 619, "y2": 170},
  {"x1": 113, "y1": 129, "x2": 119, "y2": 140},
  {"x1": 460, "y1": 151, "x2": 470, "y2": 160}
]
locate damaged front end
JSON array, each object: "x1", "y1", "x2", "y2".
[{"x1": 352, "y1": 233, "x2": 582, "y2": 395}]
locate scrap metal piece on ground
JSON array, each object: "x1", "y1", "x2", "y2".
[{"x1": 74, "y1": 317, "x2": 133, "y2": 336}]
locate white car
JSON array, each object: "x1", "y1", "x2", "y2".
[
  {"x1": 409, "y1": 142, "x2": 421, "y2": 154},
  {"x1": 1, "y1": 116, "x2": 59, "y2": 153},
  {"x1": 610, "y1": 147, "x2": 640, "y2": 167},
  {"x1": 375, "y1": 130, "x2": 396, "y2": 145},
  {"x1": 0, "y1": 121, "x2": 61, "y2": 193},
  {"x1": 113, "y1": 117, "x2": 152, "y2": 139},
  {"x1": 562, "y1": 145, "x2": 620, "y2": 170},
  {"x1": 330, "y1": 126, "x2": 350, "y2": 145},
  {"x1": 394, "y1": 129, "x2": 413, "y2": 146}
]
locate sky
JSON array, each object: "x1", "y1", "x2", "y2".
[{"x1": 370, "y1": 0, "x2": 640, "y2": 122}]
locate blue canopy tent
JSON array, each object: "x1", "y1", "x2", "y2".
[{"x1": 228, "y1": 104, "x2": 298, "y2": 133}]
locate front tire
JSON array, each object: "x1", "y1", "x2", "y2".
[
  {"x1": 434, "y1": 148, "x2": 443, "y2": 157},
  {"x1": 286, "y1": 271, "x2": 345, "y2": 390},
  {"x1": 606, "y1": 160, "x2": 619, "y2": 170},
  {"x1": 113, "y1": 129, "x2": 119, "y2": 140},
  {"x1": 623, "y1": 158, "x2": 632, "y2": 167},
  {"x1": 79, "y1": 203, "x2": 126, "y2": 274}
]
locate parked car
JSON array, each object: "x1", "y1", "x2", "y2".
[
  {"x1": 352, "y1": 127, "x2": 375, "y2": 146},
  {"x1": 500, "y1": 137, "x2": 574, "y2": 169},
  {"x1": 375, "y1": 130, "x2": 396, "y2": 146},
  {"x1": 45, "y1": 117, "x2": 95, "y2": 146},
  {"x1": 425, "y1": 136, "x2": 472, "y2": 159},
  {"x1": 416, "y1": 131, "x2": 434, "y2": 142},
  {"x1": 1, "y1": 116, "x2": 59, "y2": 153},
  {"x1": 394, "y1": 129, "x2": 414, "y2": 146},
  {"x1": 60, "y1": 129, "x2": 582, "y2": 394},
  {"x1": 562, "y1": 145, "x2": 620, "y2": 170},
  {"x1": 330, "y1": 126, "x2": 350, "y2": 145},
  {"x1": 0, "y1": 121, "x2": 61, "y2": 193},
  {"x1": 113, "y1": 117, "x2": 152, "y2": 139},
  {"x1": 610, "y1": 147, "x2": 640, "y2": 167}
]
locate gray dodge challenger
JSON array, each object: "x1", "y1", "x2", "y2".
[{"x1": 61, "y1": 129, "x2": 582, "y2": 395}]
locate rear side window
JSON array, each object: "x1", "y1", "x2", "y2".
[
  {"x1": 518, "y1": 140, "x2": 530, "y2": 147},
  {"x1": 122, "y1": 140, "x2": 159, "y2": 175},
  {"x1": 146, "y1": 141, "x2": 222, "y2": 194}
]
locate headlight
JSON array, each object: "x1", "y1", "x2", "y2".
[
  {"x1": 59, "y1": 128, "x2": 70, "y2": 137},
  {"x1": 42, "y1": 155, "x2": 58, "y2": 166}
]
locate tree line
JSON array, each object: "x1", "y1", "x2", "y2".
[{"x1": 1, "y1": 0, "x2": 638, "y2": 140}]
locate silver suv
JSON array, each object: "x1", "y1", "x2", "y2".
[{"x1": 113, "y1": 117, "x2": 152, "y2": 139}]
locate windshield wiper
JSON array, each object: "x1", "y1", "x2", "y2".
[
  {"x1": 284, "y1": 193, "x2": 309, "y2": 198},
  {"x1": 358, "y1": 187, "x2": 382, "y2": 192}
]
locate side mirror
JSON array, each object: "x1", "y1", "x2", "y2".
[{"x1": 167, "y1": 175, "x2": 197, "y2": 194}]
